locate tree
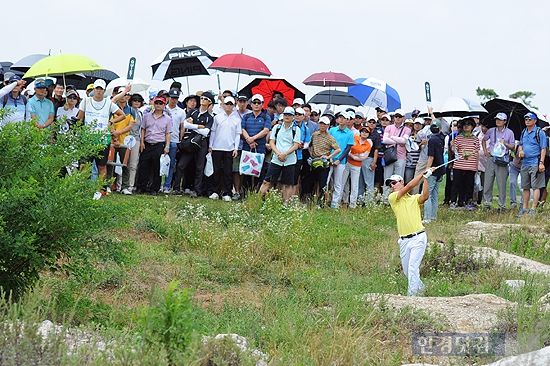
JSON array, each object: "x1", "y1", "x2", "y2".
[
  {"x1": 476, "y1": 87, "x2": 499, "y2": 103},
  {"x1": 0, "y1": 117, "x2": 116, "y2": 299},
  {"x1": 509, "y1": 91, "x2": 538, "y2": 110}
]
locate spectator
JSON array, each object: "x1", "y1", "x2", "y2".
[
  {"x1": 411, "y1": 116, "x2": 434, "y2": 194},
  {"x1": 342, "y1": 127, "x2": 372, "y2": 208},
  {"x1": 56, "y1": 90, "x2": 79, "y2": 120},
  {"x1": 382, "y1": 109, "x2": 411, "y2": 203},
  {"x1": 240, "y1": 94, "x2": 271, "y2": 193},
  {"x1": 404, "y1": 119, "x2": 421, "y2": 184},
  {"x1": 358, "y1": 115, "x2": 382, "y2": 201},
  {"x1": 329, "y1": 112, "x2": 355, "y2": 208},
  {"x1": 449, "y1": 118, "x2": 479, "y2": 210},
  {"x1": 423, "y1": 119, "x2": 446, "y2": 223},
  {"x1": 516, "y1": 112, "x2": 548, "y2": 216},
  {"x1": 135, "y1": 96, "x2": 172, "y2": 195},
  {"x1": 128, "y1": 93, "x2": 144, "y2": 193},
  {"x1": 161, "y1": 88, "x2": 185, "y2": 194},
  {"x1": 482, "y1": 113, "x2": 516, "y2": 211},
  {"x1": 208, "y1": 96, "x2": 241, "y2": 201},
  {"x1": 0, "y1": 76, "x2": 29, "y2": 127},
  {"x1": 173, "y1": 92, "x2": 215, "y2": 197},
  {"x1": 29, "y1": 79, "x2": 55, "y2": 129},
  {"x1": 301, "y1": 116, "x2": 341, "y2": 204},
  {"x1": 292, "y1": 107, "x2": 311, "y2": 196},
  {"x1": 259, "y1": 106, "x2": 300, "y2": 205}
]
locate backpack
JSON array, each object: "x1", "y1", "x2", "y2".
[
  {"x1": 274, "y1": 123, "x2": 297, "y2": 140},
  {"x1": 3, "y1": 94, "x2": 28, "y2": 119}
]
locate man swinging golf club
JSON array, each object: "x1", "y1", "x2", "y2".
[{"x1": 386, "y1": 166, "x2": 435, "y2": 296}]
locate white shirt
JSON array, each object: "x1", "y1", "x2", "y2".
[
  {"x1": 166, "y1": 105, "x2": 185, "y2": 143},
  {"x1": 209, "y1": 109, "x2": 242, "y2": 151},
  {"x1": 79, "y1": 97, "x2": 119, "y2": 131},
  {"x1": 56, "y1": 106, "x2": 80, "y2": 119}
]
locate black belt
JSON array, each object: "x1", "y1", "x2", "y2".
[
  {"x1": 145, "y1": 141, "x2": 164, "y2": 146},
  {"x1": 400, "y1": 230, "x2": 425, "y2": 240}
]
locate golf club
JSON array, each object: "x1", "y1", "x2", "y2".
[{"x1": 432, "y1": 154, "x2": 463, "y2": 171}]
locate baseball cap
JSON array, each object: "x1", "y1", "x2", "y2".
[
  {"x1": 375, "y1": 106, "x2": 387, "y2": 113},
  {"x1": 348, "y1": 111, "x2": 356, "y2": 119},
  {"x1": 525, "y1": 112, "x2": 537, "y2": 120},
  {"x1": 86, "y1": 83, "x2": 95, "y2": 91},
  {"x1": 430, "y1": 119, "x2": 442, "y2": 129},
  {"x1": 367, "y1": 114, "x2": 377, "y2": 121},
  {"x1": 292, "y1": 97, "x2": 304, "y2": 106},
  {"x1": 355, "y1": 111, "x2": 364, "y2": 119},
  {"x1": 283, "y1": 106, "x2": 295, "y2": 115},
  {"x1": 423, "y1": 115, "x2": 433, "y2": 120},
  {"x1": 385, "y1": 174, "x2": 404, "y2": 186},
  {"x1": 93, "y1": 79, "x2": 106, "y2": 89},
  {"x1": 168, "y1": 88, "x2": 181, "y2": 98},
  {"x1": 34, "y1": 79, "x2": 47, "y2": 88},
  {"x1": 223, "y1": 96, "x2": 236, "y2": 104},
  {"x1": 414, "y1": 118, "x2": 423, "y2": 124},
  {"x1": 411, "y1": 109, "x2": 421, "y2": 116},
  {"x1": 45, "y1": 79, "x2": 54, "y2": 87},
  {"x1": 8, "y1": 75, "x2": 21, "y2": 82},
  {"x1": 393, "y1": 108, "x2": 405, "y2": 116},
  {"x1": 323, "y1": 109, "x2": 335, "y2": 117},
  {"x1": 319, "y1": 116, "x2": 330, "y2": 124},
  {"x1": 295, "y1": 107, "x2": 305, "y2": 115},
  {"x1": 380, "y1": 113, "x2": 391, "y2": 120},
  {"x1": 404, "y1": 118, "x2": 414, "y2": 125},
  {"x1": 251, "y1": 94, "x2": 264, "y2": 102},
  {"x1": 66, "y1": 90, "x2": 78, "y2": 98},
  {"x1": 201, "y1": 91, "x2": 215, "y2": 104},
  {"x1": 237, "y1": 94, "x2": 248, "y2": 101},
  {"x1": 153, "y1": 96, "x2": 167, "y2": 104},
  {"x1": 494, "y1": 112, "x2": 508, "y2": 120},
  {"x1": 311, "y1": 106, "x2": 321, "y2": 114},
  {"x1": 337, "y1": 111, "x2": 350, "y2": 119},
  {"x1": 170, "y1": 81, "x2": 182, "y2": 89}
]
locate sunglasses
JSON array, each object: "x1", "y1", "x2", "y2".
[
  {"x1": 295, "y1": 113, "x2": 304, "y2": 116},
  {"x1": 154, "y1": 101, "x2": 165, "y2": 105},
  {"x1": 200, "y1": 96, "x2": 211, "y2": 101},
  {"x1": 525, "y1": 117, "x2": 533, "y2": 121},
  {"x1": 251, "y1": 101, "x2": 262, "y2": 105},
  {"x1": 381, "y1": 118, "x2": 389, "y2": 122},
  {"x1": 131, "y1": 99, "x2": 143, "y2": 103},
  {"x1": 394, "y1": 114, "x2": 404, "y2": 118},
  {"x1": 390, "y1": 180, "x2": 400, "y2": 186},
  {"x1": 67, "y1": 95, "x2": 78, "y2": 100},
  {"x1": 224, "y1": 102, "x2": 234, "y2": 106},
  {"x1": 310, "y1": 113, "x2": 319, "y2": 117}
]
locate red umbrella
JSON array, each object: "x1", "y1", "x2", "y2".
[
  {"x1": 303, "y1": 71, "x2": 356, "y2": 87},
  {"x1": 209, "y1": 52, "x2": 271, "y2": 90},
  {"x1": 238, "y1": 78, "x2": 305, "y2": 107}
]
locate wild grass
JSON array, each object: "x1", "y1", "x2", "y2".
[{"x1": 3, "y1": 189, "x2": 550, "y2": 365}]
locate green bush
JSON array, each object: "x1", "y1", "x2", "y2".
[{"x1": 0, "y1": 119, "x2": 114, "y2": 299}]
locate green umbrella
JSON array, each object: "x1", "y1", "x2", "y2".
[{"x1": 23, "y1": 54, "x2": 104, "y2": 78}]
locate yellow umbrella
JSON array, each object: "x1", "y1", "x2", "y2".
[{"x1": 23, "y1": 54, "x2": 104, "y2": 78}]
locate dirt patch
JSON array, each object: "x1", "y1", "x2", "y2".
[
  {"x1": 363, "y1": 293, "x2": 515, "y2": 333},
  {"x1": 194, "y1": 283, "x2": 274, "y2": 312},
  {"x1": 458, "y1": 221, "x2": 539, "y2": 242}
]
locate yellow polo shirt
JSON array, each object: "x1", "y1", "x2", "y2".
[{"x1": 388, "y1": 192, "x2": 424, "y2": 237}]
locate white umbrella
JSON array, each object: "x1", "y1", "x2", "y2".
[
  {"x1": 437, "y1": 97, "x2": 487, "y2": 117},
  {"x1": 106, "y1": 77, "x2": 150, "y2": 96}
]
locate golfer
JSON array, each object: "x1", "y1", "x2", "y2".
[{"x1": 386, "y1": 167, "x2": 434, "y2": 296}]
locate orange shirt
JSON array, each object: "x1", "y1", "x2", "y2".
[{"x1": 348, "y1": 135, "x2": 372, "y2": 167}]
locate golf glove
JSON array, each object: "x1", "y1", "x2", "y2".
[{"x1": 423, "y1": 169, "x2": 432, "y2": 179}]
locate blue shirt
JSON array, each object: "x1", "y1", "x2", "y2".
[
  {"x1": 329, "y1": 126, "x2": 354, "y2": 164},
  {"x1": 270, "y1": 123, "x2": 301, "y2": 166},
  {"x1": 520, "y1": 127, "x2": 548, "y2": 167},
  {"x1": 29, "y1": 96, "x2": 55, "y2": 126},
  {"x1": 293, "y1": 121, "x2": 312, "y2": 160},
  {"x1": 241, "y1": 110, "x2": 272, "y2": 154}
]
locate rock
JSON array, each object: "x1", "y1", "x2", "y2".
[
  {"x1": 202, "y1": 333, "x2": 268, "y2": 366},
  {"x1": 504, "y1": 280, "x2": 525, "y2": 290},
  {"x1": 483, "y1": 345, "x2": 550, "y2": 365},
  {"x1": 539, "y1": 292, "x2": 550, "y2": 313}
]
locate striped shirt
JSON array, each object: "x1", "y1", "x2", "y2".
[{"x1": 453, "y1": 134, "x2": 479, "y2": 171}]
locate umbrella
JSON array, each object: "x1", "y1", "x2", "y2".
[
  {"x1": 433, "y1": 97, "x2": 487, "y2": 118},
  {"x1": 238, "y1": 78, "x2": 305, "y2": 106},
  {"x1": 64, "y1": 69, "x2": 120, "y2": 90},
  {"x1": 10, "y1": 54, "x2": 49, "y2": 73},
  {"x1": 23, "y1": 54, "x2": 103, "y2": 78},
  {"x1": 481, "y1": 98, "x2": 548, "y2": 139},
  {"x1": 347, "y1": 77, "x2": 401, "y2": 113},
  {"x1": 106, "y1": 77, "x2": 150, "y2": 96},
  {"x1": 308, "y1": 90, "x2": 362, "y2": 107},
  {"x1": 209, "y1": 52, "x2": 271, "y2": 90},
  {"x1": 0, "y1": 61, "x2": 25, "y2": 81},
  {"x1": 151, "y1": 45, "x2": 218, "y2": 81},
  {"x1": 303, "y1": 71, "x2": 356, "y2": 87}
]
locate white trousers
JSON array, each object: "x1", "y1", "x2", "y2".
[{"x1": 398, "y1": 232, "x2": 427, "y2": 296}]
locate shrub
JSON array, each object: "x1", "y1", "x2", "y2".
[{"x1": 0, "y1": 119, "x2": 114, "y2": 299}]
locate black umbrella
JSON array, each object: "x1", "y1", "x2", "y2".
[
  {"x1": 308, "y1": 90, "x2": 362, "y2": 106},
  {"x1": 151, "y1": 45, "x2": 218, "y2": 81},
  {"x1": 10, "y1": 54, "x2": 49, "y2": 73},
  {"x1": 0, "y1": 61, "x2": 24, "y2": 81},
  {"x1": 63, "y1": 69, "x2": 120, "y2": 90},
  {"x1": 482, "y1": 98, "x2": 548, "y2": 139}
]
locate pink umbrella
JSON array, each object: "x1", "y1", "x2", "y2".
[{"x1": 303, "y1": 71, "x2": 356, "y2": 87}]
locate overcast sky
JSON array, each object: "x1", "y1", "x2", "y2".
[{"x1": 6, "y1": 0, "x2": 549, "y2": 114}]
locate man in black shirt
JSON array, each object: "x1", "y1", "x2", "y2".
[{"x1": 423, "y1": 119, "x2": 445, "y2": 223}]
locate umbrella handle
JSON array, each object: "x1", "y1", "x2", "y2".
[{"x1": 217, "y1": 74, "x2": 221, "y2": 93}]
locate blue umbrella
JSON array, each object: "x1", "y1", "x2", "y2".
[{"x1": 348, "y1": 77, "x2": 401, "y2": 112}]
